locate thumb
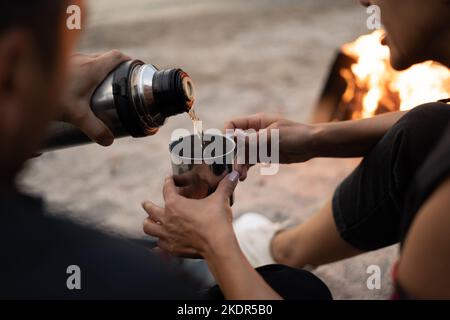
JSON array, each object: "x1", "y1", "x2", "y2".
[
  {"x1": 76, "y1": 109, "x2": 114, "y2": 146},
  {"x1": 214, "y1": 170, "x2": 240, "y2": 202}
]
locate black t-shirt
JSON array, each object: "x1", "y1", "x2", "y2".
[{"x1": 0, "y1": 193, "x2": 199, "y2": 299}]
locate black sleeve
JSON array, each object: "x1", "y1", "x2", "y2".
[{"x1": 0, "y1": 199, "x2": 200, "y2": 299}]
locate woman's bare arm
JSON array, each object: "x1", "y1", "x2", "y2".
[
  {"x1": 397, "y1": 175, "x2": 450, "y2": 298},
  {"x1": 142, "y1": 175, "x2": 282, "y2": 300},
  {"x1": 311, "y1": 111, "x2": 407, "y2": 158},
  {"x1": 225, "y1": 110, "x2": 407, "y2": 180},
  {"x1": 204, "y1": 239, "x2": 283, "y2": 300}
]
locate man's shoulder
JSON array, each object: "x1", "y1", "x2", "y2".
[{"x1": 0, "y1": 193, "x2": 199, "y2": 299}]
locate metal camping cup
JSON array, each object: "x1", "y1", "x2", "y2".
[{"x1": 169, "y1": 133, "x2": 236, "y2": 205}]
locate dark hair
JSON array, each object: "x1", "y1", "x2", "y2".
[{"x1": 0, "y1": 1, "x2": 69, "y2": 67}]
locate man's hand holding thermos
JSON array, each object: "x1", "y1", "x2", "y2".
[
  {"x1": 59, "y1": 51, "x2": 131, "y2": 147},
  {"x1": 46, "y1": 50, "x2": 195, "y2": 151}
]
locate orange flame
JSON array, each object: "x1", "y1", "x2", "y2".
[{"x1": 341, "y1": 30, "x2": 450, "y2": 119}]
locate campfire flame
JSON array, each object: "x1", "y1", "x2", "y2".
[{"x1": 340, "y1": 30, "x2": 450, "y2": 119}]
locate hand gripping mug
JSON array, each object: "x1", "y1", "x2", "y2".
[{"x1": 169, "y1": 133, "x2": 236, "y2": 205}]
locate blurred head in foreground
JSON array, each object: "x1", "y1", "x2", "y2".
[
  {"x1": 361, "y1": 0, "x2": 450, "y2": 70},
  {"x1": 0, "y1": 1, "x2": 82, "y2": 188}
]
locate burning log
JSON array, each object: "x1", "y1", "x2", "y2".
[{"x1": 313, "y1": 30, "x2": 450, "y2": 122}]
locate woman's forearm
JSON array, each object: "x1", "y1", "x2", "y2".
[
  {"x1": 310, "y1": 110, "x2": 407, "y2": 158},
  {"x1": 204, "y1": 239, "x2": 282, "y2": 300}
]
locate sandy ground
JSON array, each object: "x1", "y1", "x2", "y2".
[{"x1": 19, "y1": 0, "x2": 397, "y2": 299}]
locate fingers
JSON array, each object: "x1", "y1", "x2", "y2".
[
  {"x1": 62, "y1": 51, "x2": 131, "y2": 147},
  {"x1": 157, "y1": 239, "x2": 200, "y2": 258},
  {"x1": 240, "y1": 167, "x2": 248, "y2": 181},
  {"x1": 163, "y1": 176, "x2": 181, "y2": 204},
  {"x1": 173, "y1": 172, "x2": 196, "y2": 187},
  {"x1": 143, "y1": 218, "x2": 167, "y2": 238},
  {"x1": 234, "y1": 164, "x2": 249, "y2": 181},
  {"x1": 224, "y1": 114, "x2": 256, "y2": 131},
  {"x1": 91, "y1": 50, "x2": 131, "y2": 84},
  {"x1": 142, "y1": 200, "x2": 165, "y2": 223},
  {"x1": 71, "y1": 52, "x2": 102, "y2": 59},
  {"x1": 213, "y1": 170, "x2": 240, "y2": 202},
  {"x1": 224, "y1": 113, "x2": 280, "y2": 131},
  {"x1": 74, "y1": 109, "x2": 114, "y2": 146},
  {"x1": 145, "y1": 220, "x2": 201, "y2": 258}
]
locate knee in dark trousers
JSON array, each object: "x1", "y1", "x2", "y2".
[
  {"x1": 333, "y1": 102, "x2": 450, "y2": 251},
  {"x1": 205, "y1": 264, "x2": 332, "y2": 300}
]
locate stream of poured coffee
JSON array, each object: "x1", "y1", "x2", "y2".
[{"x1": 188, "y1": 108, "x2": 204, "y2": 152}]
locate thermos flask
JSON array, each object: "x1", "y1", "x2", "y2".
[{"x1": 43, "y1": 59, "x2": 195, "y2": 151}]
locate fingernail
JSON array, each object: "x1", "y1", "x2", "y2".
[{"x1": 228, "y1": 170, "x2": 240, "y2": 183}]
